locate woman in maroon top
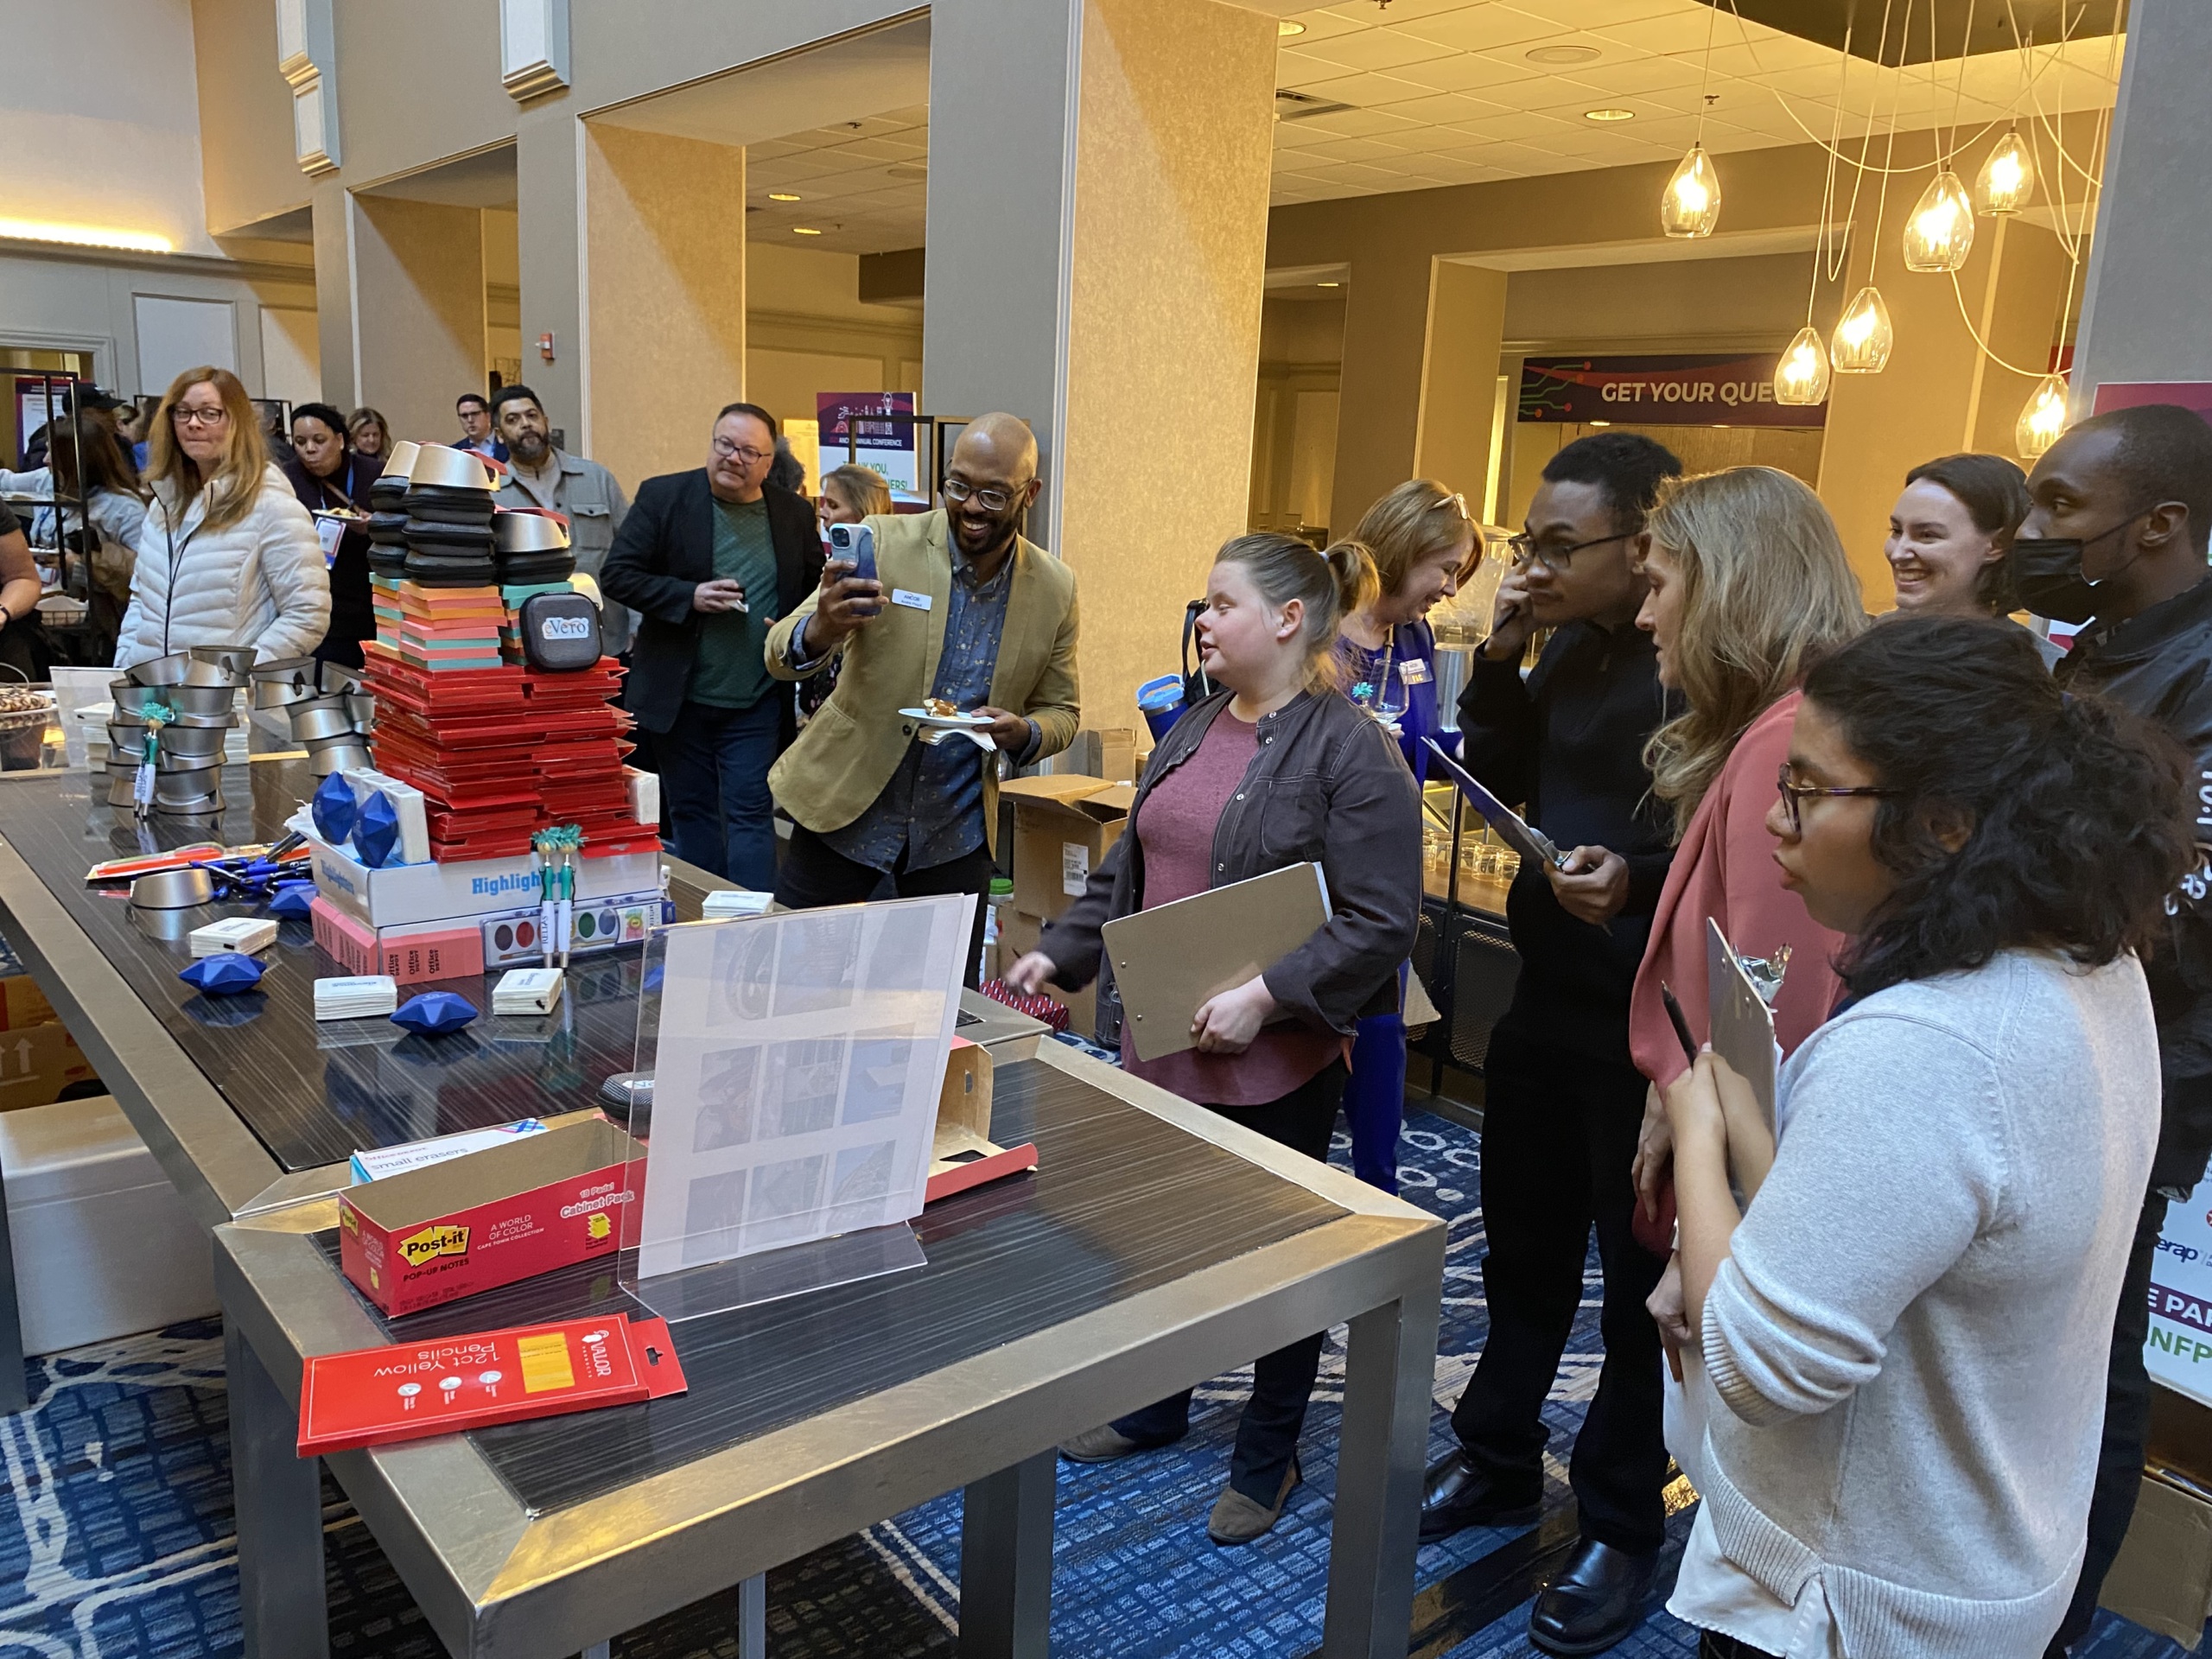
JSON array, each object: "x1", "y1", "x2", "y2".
[{"x1": 1008, "y1": 531, "x2": 1423, "y2": 1545}]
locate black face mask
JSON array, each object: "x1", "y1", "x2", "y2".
[{"x1": 2006, "y1": 513, "x2": 2146, "y2": 626}]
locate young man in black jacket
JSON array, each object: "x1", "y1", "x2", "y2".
[
  {"x1": 1421, "y1": 432, "x2": 1681, "y2": 1657},
  {"x1": 2024, "y1": 403, "x2": 2212, "y2": 1657},
  {"x1": 600, "y1": 402, "x2": 822, "y2": 888}
]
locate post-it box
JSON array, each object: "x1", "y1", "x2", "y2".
[{"x1": 339, "y1": 1116, "x2": 636, "y2": 1315}]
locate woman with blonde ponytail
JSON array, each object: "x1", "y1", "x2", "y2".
[{"x1": 1007, "y1": 531, "x2": 1422, "y2": 1547}]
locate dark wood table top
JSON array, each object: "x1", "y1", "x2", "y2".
[{"x1": 0, "y1": 756, "x2": 670, "y2": 1173}]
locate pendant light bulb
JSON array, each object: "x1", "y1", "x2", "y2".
[
  {"x1": 1773, "y1": 326, "x2": 1832, "y2": 406},
  {"x1": 1661, "y1": 143, "x2": 1722, "y2": 238},
  {"x1": 1976, "y1": 128, "x2": 2036, "y2": 214},
  {"x1": 1830, "y1": 286, "x2": 1895, "y2": 374},
  {"x1": 1902, "y1": 169, "x2": 1976, "y2": 272},
  {"x1": 2017, "y1": 374, "x2": 2070, "y2": 461}
]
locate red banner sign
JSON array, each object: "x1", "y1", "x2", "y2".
[{"x1": 1518, "y1": 353, "x2": 1822, "y2": 428}]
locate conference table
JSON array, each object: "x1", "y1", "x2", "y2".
[{"x1": 0, "y1": 751, "x2": 1445, "y2": 1657}]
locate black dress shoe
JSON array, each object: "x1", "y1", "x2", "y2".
[
  {"x1": 1417, "y1": 1449, "x2": 1543, "y2": 1541},
  {"x1": 1529, "y1": 1536, "x2": 1660, "y2": 1656}
]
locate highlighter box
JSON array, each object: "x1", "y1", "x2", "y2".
[
  {"x1": 925, "y1": 1039, "x2": 1038, "y2": 1205},
  {"x1": 297, "y1": 1313, "x2": 686, "y2": 1455},
  {"x1": 339, "y1": 1116, "x2": 637, "y2": 1316},
  {"x1": 311, "y1": 895, "x2": 486, "y2": 983}
]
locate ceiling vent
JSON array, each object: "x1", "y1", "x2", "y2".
[{"x1": 1275, "y1": 88, "x2": 1354, "y2": 121}]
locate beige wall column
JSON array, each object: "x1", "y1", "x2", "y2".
[
  {"x1": 515, "y1": 103, "x2": 584, "y2": 455},
  {"x1": 1815, "y1": 126, "x2": 2073, "y2": 604},
  {"x1": 309, "y1": 175, "x2": 355, "y2": 410},
  {"x1": 350, "y1": 195, "x2": 489, "y2": 445},
  {"x1": 1414, "y1": 261, "x2": 1509, "y2": 506},
  {"x1": 578, "y1": 124, "x2": 747, "y2": 493},
  {"x1": 929, "y1": 0, "x2": 1277, "y2": 732}
]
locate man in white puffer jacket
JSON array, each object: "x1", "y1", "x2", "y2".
[{"x1": 115, "y1": 368, "x2": 329, "y2": 670}]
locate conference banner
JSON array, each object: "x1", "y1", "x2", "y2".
[{"x1": 1517, "y1": 353, "x2": 1825, "y2": 428}]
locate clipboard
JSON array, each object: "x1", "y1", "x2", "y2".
[
  {"x1": 1101, "y1": 862, "x2": 1331, "y2": 1061},
  {"x1": 1706, "y1": 918, "x2": 1778, "y2": 1135},
  {"x1": 1421, "y1": 739, "x2": 1567, "y2": 869}
]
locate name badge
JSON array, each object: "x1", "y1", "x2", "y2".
[
  {"x1": 892, "y1": 588, "x2": 932, "y2": 612},
  {"x1": 1397, "y1": 658, "x2": 1432, "y2": 686},
  {"x1": 314, "y1": 515, "x2": 346, "y2": 566}
]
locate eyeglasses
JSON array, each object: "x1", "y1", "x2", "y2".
[
  {"x1": 711, "y1": 438, "x2": 770, "y2": 466},
  {"x1": 1431, "y1": 491, "x2": 1471, "y2": 520},
  {"x1": 171, "y1": 406, "x2": 230, "y2": 428},
  {"x1": 943, "y1": 477, "x2": 1024, "y2": 514},
  {"x1": 1507, "y1": 530, "x2": 1629, "y2": 573},
  {"x1": 1775, "y1": 764, "x2": 1897, "y2": 835}
]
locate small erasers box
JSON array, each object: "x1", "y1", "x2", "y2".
[
  {"x1": 296, "y1": 1313, "x2": 685, "y2": 1455},
  {"x1": 493, "y1": 968, "x2": 563, "y2": 1016},
  {"x1": 315, "y1": 975, "x2": 398, "y2": 1020},
  {"x1": 190, "y1": 916, "x2": 278, "y2": 957}
]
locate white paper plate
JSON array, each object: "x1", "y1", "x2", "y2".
[{"x1": 898, "y1": 707, "x2": 993, "y2": 729}]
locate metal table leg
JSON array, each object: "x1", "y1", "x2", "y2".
[
  {"x1": 738, "y1": 1572, "x2": 766, "y2": 1656},
  {"x1": 227, "y1": 1318, "x2": 330, "y2": 1659},
  {"x1": 1322, "y1": 1285, "x2": 1443, "y2": 1658},
  {"x1": 0, "y1": 1139, "x2": 27, "y2": 1414},
  {"x1": 959, "y1": 1449, "x2": 1055, "y2": 1657}
]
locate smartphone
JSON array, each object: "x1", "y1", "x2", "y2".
[{"x1": 826, "y1": 522, "x2": 881, "y2": 614}]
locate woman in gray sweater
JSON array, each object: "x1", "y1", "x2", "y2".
[{"x1": 1654, "y1": 614, "x2": 2193, "y2": 1657}]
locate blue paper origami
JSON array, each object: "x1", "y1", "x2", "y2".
[
  {"x1": 391, "y1": 990, "x2": 476, "y2": 1034},
  {"x1": 311, "y1": 771, "x2": 358, "y2": 846},
  {"x1": 353, "y1": 790, "x2": 402, "y2": 868},
  {"x1": 179, "y1": 952, "x2": 266, "y2": 995},
  {"x1": 269, "y1": 880, "x2": 317, "y2": 918}
]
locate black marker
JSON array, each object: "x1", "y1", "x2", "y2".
[{"x1": 1659, "y1": 981, "x2": 1698, "y2": 1065}]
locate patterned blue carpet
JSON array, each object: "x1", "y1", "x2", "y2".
[{"x1": 0, "y1": 1092, "x2": 2196, "y2": 1656}]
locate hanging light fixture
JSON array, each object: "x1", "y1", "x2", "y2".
[
  {"x1": 1976, "y1": 127, "x2": 2036, "y2": 214},
  {"x1": 1661, "y1": 143, "x2": 1722, "y2": 238},
  {"x1": 2017, "y1": 374, "x2": 2070, "y2": 460},
  {"x1": 1831, "y1": 286, "x2": 1895, "y2": 373},
  {"x1": 1773, "y1": 327, "x2": 1832, "y2": 405},
  {"x1": 1902, "y1": 169, "x2": 1976, "y2": 271}
]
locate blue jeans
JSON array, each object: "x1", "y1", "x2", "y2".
[{"x1": 658, "y1": 696, "x2": 780, "y2": 889}]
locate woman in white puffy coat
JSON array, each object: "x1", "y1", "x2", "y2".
[{"x1": 114, "y1": 366, "x2": 329, "y2": 670}]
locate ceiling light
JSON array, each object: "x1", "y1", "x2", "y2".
[
  {"x1": 2017, "y1": 374, "x2": 2070, "y2": 460},
  {"x1": 1830, "y1": 285, "x2": 1894, "y2": 373},
  {"x1": 1660, "y1": 143, "x2": 1720, "y2": 238},
  {"x1": 1317, "y1": 280, "x2": 1340, "y2": 287},
  {"x1": 792, "y1": 226, "x2": 823, "y2": 236},
  {"x1": 767, "y1": 192, "x2": 802, "y2": 202},
  {"x1": 1278, "y1": 18, "x2": 1306, "y2": 35},
  {"x1": 0, "y1": 218, "x2": 172, "y2": 254},
  {"x1": 1902, "y1": 168, "x2": 1974, "y2": 272},
  {"x1": 1526, "y1": 44, "x2": 1600, "y2": 64},
  {"x1": 1584, "y1": 108, "x2": 1634, "y2": 122},
  {"x1": 1773, "y1": 326, "x2": 1832, "y2": 405},
  {"x1": 1976, "y1": 128, "x2": 2035, "y2": 214}
]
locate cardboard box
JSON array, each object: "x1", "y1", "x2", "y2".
[
  {"x1": 297, "y1": 812, "x2": 661, "y2": 930},
  {"x1": 997, "y1": 909, "x2": 1095, "y2": 1039},
  {"x1": 2103, "y1": 1468, "x2": 2212, "y2": 1647},
  {"x1": 1002, "y1": 775, "x2": 1135, "y2": 922},
  {"x1": 339, "y1": 1116, "x2": 637, "y2": 1315},
  {"x1": 0, "y1": 975, "x2": 55, "y2": 1033},
  {"x1": 925, "y1": 1039, "x2": 1036, "y2": 1204},
  {"x1": 0, "y1": 1022, "x2": 99, "y2": 1111}
]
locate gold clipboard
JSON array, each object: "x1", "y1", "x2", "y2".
[{"x1": 1102, "y1": 862, "x2": 1332, "y2": 1061}]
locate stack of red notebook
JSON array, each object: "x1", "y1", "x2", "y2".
[{"x1": 361, "y1": 613, "x2": 658, "y2": 861}]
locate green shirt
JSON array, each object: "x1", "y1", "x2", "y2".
[{"x1": 689, "y1": 496, "x2": 777, "y2": 709}]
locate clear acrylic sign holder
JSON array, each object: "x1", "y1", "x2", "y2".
[{"x1": 617, "y1": 893, "x2": 974, "y2": 1325}]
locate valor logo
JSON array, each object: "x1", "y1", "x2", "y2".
[{"x1": 397, "y1": 1223, "x2": 471, "y2": 1267}]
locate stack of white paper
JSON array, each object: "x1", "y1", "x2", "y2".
[
  {"x1": 189, "y1": 916, "x2": 277, "y2": 957},
  {"x1": 492, "y1": 967, "x2": 564, "y2": 1016},
  {"x1": 315, "y1": 975, "x2": 398, "y2": 1020}
]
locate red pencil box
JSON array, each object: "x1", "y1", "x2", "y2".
[{"x1": 297, "y1": 1313, "x2": 686, "y2": 1456}]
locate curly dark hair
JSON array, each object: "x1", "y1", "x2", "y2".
[{"x1": 1802, "y1": 613, "x2": 2194, "y2": 998}]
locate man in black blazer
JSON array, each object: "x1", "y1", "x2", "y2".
[{"x1": 601, "y1": 402, "x2": 823, "y2": 887}]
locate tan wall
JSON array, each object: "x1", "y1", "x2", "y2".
[
  {"x1": 1815, "y1": 127, "x2": 2075, "y2": 604},
  {"x1": 1058, "y1": 0, "x2": 1279, "y2": 731},
  {"x1": 350, "y1": 196, "x2": 489, "y2": 446},
  {"x1": 582, "y1": 124, "x2": 748, "y2": 493},
  {"x1": 191, "y1": 0, "x2": 306, "y2": 238},
  {"x1": 745, "y1": 243, "x2": 924, "y2": 434},
  {"x1": 1414, "y1": 261, "x2": 1509, "y2": 505}
]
